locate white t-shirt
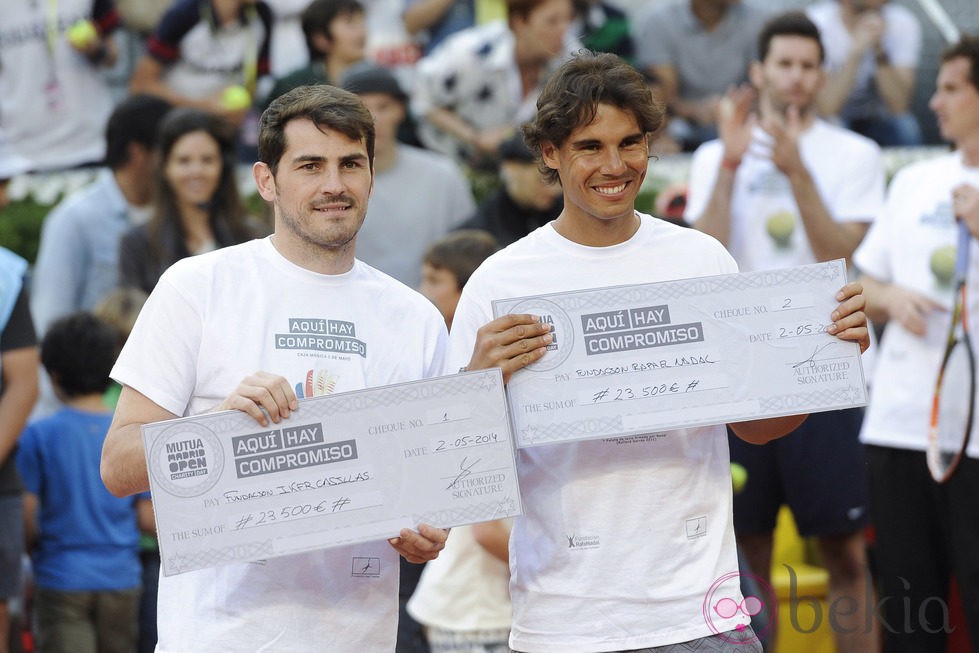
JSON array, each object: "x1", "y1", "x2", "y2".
[
  {"x1": 0, "y1": 0, "x2": 114, "y2": 172},
  {"x1": 112, "y1": 237, "x2": 448, "y2": 652},
  {"x1": 358, "y1": 145, "x2": 475, "y2": 288},
  {"x1": 449, "y1": 215, "x2": 749, "y2": 651},
  {"x1": 406, "y1": 521, "x2": 512, "y2": 632},
  {"x1": 685, "y1": 120, "x2": 884, "y2": 272},
  {"x1": 854, "y1": 152, "x2": 979, "y2": 456}
]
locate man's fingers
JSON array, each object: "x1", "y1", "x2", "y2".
[
  {"x1": 388, "y1": 525, "x2": 449, "y2": 562},
  {"x1": 835, "y1": 281, "x2": 864, "y2": 302},
  {"x1": 217, "y1": 372, "x2": 298, "y2": 426},
  {"x1": 469, "y1": 314, "x2": 552, "y2": 376}
]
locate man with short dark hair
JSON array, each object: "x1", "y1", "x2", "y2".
[
  {"x1": 452, "y1": 50, "x2": 871, "y2": 651},
  {"x1": 101, "y1": 84, "x2": 450, "y2": 651},
  {"x1": 343, "y1": 62, "x2": 474, "y2": 287},
  {"x1": 31, "y1": 94, "x2": 173, "y2": 335},
  {"x1": 263, "y1": 0, "x2": 367, "y2": 107},
  {"x1": 459, "y1": 132, "x2": 562, "y2": 247},
  {"x1": 685, "y1": 12, "x2": 883, "y2": 652}
]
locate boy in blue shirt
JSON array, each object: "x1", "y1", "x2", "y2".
[{"x1": 17, "y1": 312, "x2": 151, "y2": 653}]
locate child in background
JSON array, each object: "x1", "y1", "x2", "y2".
[
  {"x1": 16, "y1": 313, "x2": 151, "y2": 653},
  {"x1": 411, "y1": 229, "x2": 511, "y2": 652},
  {"x1": 93, "y1": 287, "x2": 148, "y2": 409},
  {"x1": 92, "y1": 288, "x2": 158, "y2": 653},
  {"x1": 419, "y1": 230, "x2": 499, "y2": 329}
]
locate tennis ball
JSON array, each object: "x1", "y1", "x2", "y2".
[
  {"x1": 67, "y1": 19, "x2": 98, "y2": 49},
  {"x1": 930, "y1": 245, "x2": 957, "y2": 285},
  {"x1": 221, "y1": 85, "x2": 252, "y2": 111},
  {"x1": 731, "y1": 462, "x2": 748, "y2": 494},
  {"x1": 765, "y1": 210, "x2": 796, "y2": 247}
]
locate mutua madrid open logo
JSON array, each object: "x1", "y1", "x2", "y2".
[
  {"x1": 505, "y1": 298, "x2": 574, "y2": 372},
  {"x1": 702, "y1": 571, "x2": 777, "y2": 647},
  {"x1": 148, "y1": 422, "x2": 224, "y2": 498}
]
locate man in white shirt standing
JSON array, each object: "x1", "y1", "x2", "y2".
[
  {"x1": 452, "y1": 50, "x2": 872, "y2": 652},
  {"x1": 100, "y1": 84, "x2": 450, "y2": 652},
  {"x1": 855, "y1": 35, "x2": 979, "y2": 652},
  {"x1": 686, "y1": 12, "x2": 883, "y2": 653}
]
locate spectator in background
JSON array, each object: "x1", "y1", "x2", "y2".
[
  {"x1": 129, "y1": 0, "x2": 273, "y2": 127},
  {"x1": 855, "y1": 35, "x2": 979, "y2": 653},
  {"x1": 409, "y1": 230, "x2": 507, "y2": 653},
  {"x1": 343, "y1": 63, "x2": 475, "y2": 287},
  {"x1": 363, "y1": 0, "x2": 426, "y2": 93},
  {"x1": 634, "y1": 0, "x2": 769, "y2": 151},
  {"x1": 572, "y1": 0, "x2": 634, "y2": 63},
  {"x1": 17, "y1": 313, "x2": 150, "y2": 653},
  {"x1": 0, "y1": 247, "x2": 39, "y2": 653},
  {"x1": 806, "y1": 0, "x2": 923, "y2": 146},
  {"x1": 30, "y1": 95, "x2": 172, "y2": 336},
  {"x1": 685, "y1": 13, "x2": 882, "y2": 652},
  {"x1": 419, "y1": 230, "x2": 499, "y2": 329},
  {"x1": 459, "y1": 131, "x2": 562, "y2": 246},
  {"x1": 264, "y1": 0, "x2": 367, "y2": 106},
  {"x1": 265, "y1": 0, "x2": 315, "y2": 77},
  {"x1": 403, "y1": 0, "x2": 476, "y2": 56},
  {"x1": 119, "y1": 109, "x2": 259, "y2": 294},
  {"x1": 412, "y1": 0, "x2": 578, "y2": 168},
  {"x1": 92, "y1": 288, "x2": 156, "y2": 653},
  {"x1": 0, "y1": 0, "x2": 121, "y2": 193}
]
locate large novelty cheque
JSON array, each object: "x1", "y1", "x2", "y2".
[
  {"x1": 493, "y1": 260, "x2": 867, "y2": 447},
  {"x1": 143, "y1": 369, "x2": 520, "y2": 576}
]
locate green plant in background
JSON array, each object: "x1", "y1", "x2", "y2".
[{"x1": 0, "y1": 199, "x2": 48, "y2": 263}]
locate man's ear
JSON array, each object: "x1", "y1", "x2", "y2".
[
  {"x1": 748, "y1": 61, "x2": 763, "y2": 90},
  {"x1": 253, "y1": 162, "x2": 276, "y2": 202},
  {"x1": 539, "y1": 141, "x2": 560, "y2": 173},
  {"x1": 126, "y1": 141, "x2": 150, "y2": 168},
  {"x1": 311, "y1": 31, "x2": 333, "y2": 56}
]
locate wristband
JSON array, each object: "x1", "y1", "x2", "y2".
[{"x1": 721, "y1": 157, "x2": 741, "y2": 171}]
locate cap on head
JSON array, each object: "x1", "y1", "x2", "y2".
[
  {"x1": 498, "y1": 132, "x2": 536, "y2": 163},
  {"x1": 340, "y1": 63, "x2": 407, "y2": 102}
]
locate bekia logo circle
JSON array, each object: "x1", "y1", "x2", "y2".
[{"x1": 702, "y1": 571, "x2": 777, "y2": 646}]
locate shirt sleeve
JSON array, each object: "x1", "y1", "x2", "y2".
[
  {"x1": 828, "y1": 141, "x2": 885, "y2": 223},
  {"x1": 853, "y1": 168, "x2": 908, "y2": 282},
  {"x1": 146, "y1": 0, "x2": 202, "y2": 64},
  {"x1": 884, "y1": 7, "x2": 921, "y2": 69},
  {"x1": 92, "y1": 0, "x2": 122, "y2": 35},
  {"x1": 2, "y1": 284, "x2": 37, "y2": 353},
  {"x1": 111, "y1": 270, "x2": 203, "y2": 417},
  {"x1": 683, "y1": 142, "x2": 722, "y2": 225}
]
